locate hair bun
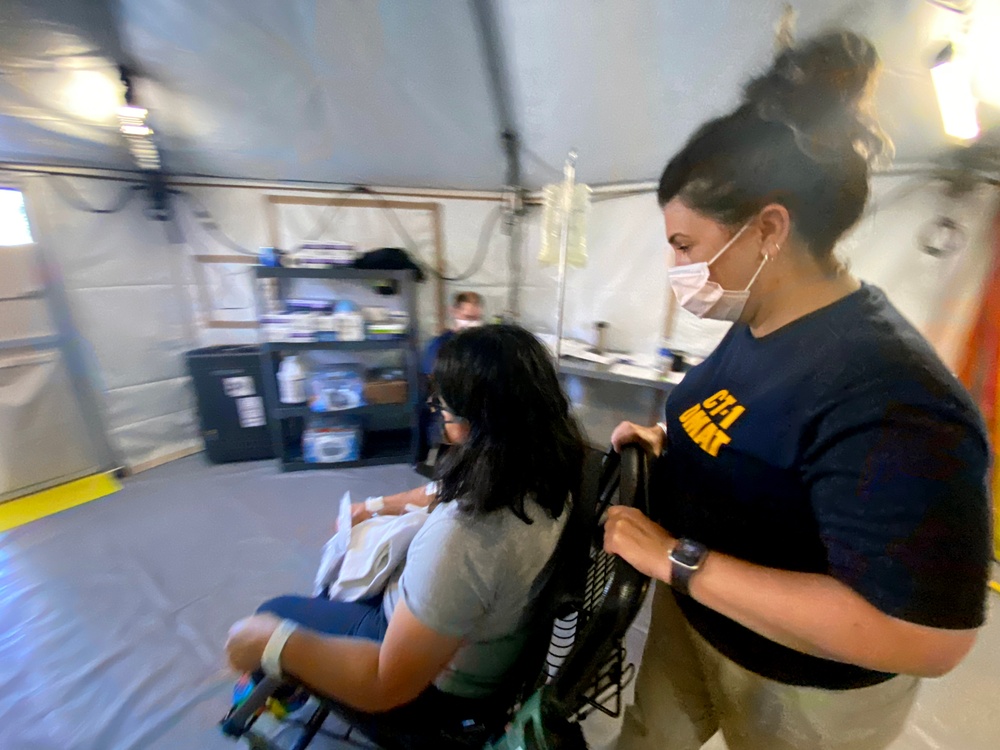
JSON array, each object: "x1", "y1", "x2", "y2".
[{"x1": 743, "y1": 30, "x2": 890, "y2": 164}]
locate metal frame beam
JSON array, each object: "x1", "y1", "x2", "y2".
[{"x1": 470, "y1": 0, "x2": 528, "y2": 317}]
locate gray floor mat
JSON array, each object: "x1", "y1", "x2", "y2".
[
  {"x1": 0, "y1": 456, "x2": 421, "y2": 750},
  {"x1": 1, "y1": 456, "x2": 998, "y2": 750}
]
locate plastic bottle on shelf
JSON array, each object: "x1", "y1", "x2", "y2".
[
  {"x1": 333, "y1": 300, "x2": 365, "y2": 342},
  {"x1": 277, "y1": 355, "x2": 307, "y2": 404},
  {"x1": 656, "y1": 339, "x2": 674, "y2": 378}
]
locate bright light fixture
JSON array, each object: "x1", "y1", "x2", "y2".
[
  {"x1": 117, "y1": 100, "x2": 162, "y2": 171},
  {"x1": 931, "y1": 43, "x2": 980, "y2": 141},
  {"x1": 63, "y1": 69, "x2": 121, "y2": 122},
  {"x1": 118, "y1": 105, "x2": 148, "y2": 119}
]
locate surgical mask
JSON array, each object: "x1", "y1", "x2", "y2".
[
  {"x1": 667, "y1": 220, "x2": 769, "y2": 322},
  {"x1": 454, "y1": 318, "x2": 482, "y2": 331}
]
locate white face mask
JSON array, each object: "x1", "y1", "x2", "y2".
[
  {"x1": 667, "y1": 220, "x2": 769, "y2": 322},
  {"x1": 453, "y1": 318, "x2": 482, "y2": 331}
]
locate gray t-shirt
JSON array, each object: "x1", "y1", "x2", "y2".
[{"x1": 382, "y1": 498, "x2": 567, "y2": 698}]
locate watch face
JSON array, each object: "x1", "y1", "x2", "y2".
[{"x1": 673, "y1": 539, "x2": 707, "y2": 566}]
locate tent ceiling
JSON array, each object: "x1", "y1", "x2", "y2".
[{"x1": 1, "y1": 0, "x2": 998, "y2": 189}]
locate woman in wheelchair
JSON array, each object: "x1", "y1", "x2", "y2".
[{"x1": 225, "y1": 324, "x2": 585, "y2": 738}]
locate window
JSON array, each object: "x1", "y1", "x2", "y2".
[{"x1": 0, "y1": 188, "x2": 34, "y2": 245}]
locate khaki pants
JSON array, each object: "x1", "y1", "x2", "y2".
[{"x1": 617, "y1": 583, "x2": 919, "y2": 750}]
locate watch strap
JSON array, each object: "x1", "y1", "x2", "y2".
[{"x1": 669, "y1": 539, "x2": 708, "y2": 597}]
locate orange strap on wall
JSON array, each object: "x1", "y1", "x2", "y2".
[{"x1": 958, "y1": 204, "x2": 1000, "y2": 559}]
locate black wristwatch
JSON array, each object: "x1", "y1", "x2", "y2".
[{"x1": 669, "y1": 538, "x2": 709, "y2": 596}]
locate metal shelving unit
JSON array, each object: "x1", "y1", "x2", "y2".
[
  {"x1": 254, "y1": 266, "x2": 420, "y2": 472},
  {"x1": 261, "y1": 340, "x2": 406, "y2": 354},
  {"x1": 255, "y1": 266, "x2": 416, "y2": 282}
]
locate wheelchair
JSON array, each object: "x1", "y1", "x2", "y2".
[{"x1": 220, "y1": 444, "x2": 652, "y2": 750}]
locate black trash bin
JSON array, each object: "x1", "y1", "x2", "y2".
[{"x1": 185, "y1": 345, "x2": 276, "y2": 463}]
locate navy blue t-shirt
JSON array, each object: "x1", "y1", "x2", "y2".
[
  {"x1": 656, "y1": 284, "x2": 991, "y2": 689},
  {"x1": 422, "y1": 330, "x2": 455, "y2": 376}
]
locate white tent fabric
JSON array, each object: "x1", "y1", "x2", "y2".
[
  {"x1": 2, "y1": 0, "x2": 999, "y2": 188},
  {"x1": 21, "y1": 175, "x2": 202, "y2": 471},
  {"x1": 1, "y1": 0, "x2": 998, "y2": 470},
  {"x1": 0, "y1": 349, "x2": 99, "y2": 499},
  {"x1": 0, "y1": 235, "x2": 101, "y2": 499},
  {"x1": 8, "y1": 167, "x2": 994, "y2": 469},
  {"x1": 839, "y1": 177, "x2": 999, "y2": 370}
]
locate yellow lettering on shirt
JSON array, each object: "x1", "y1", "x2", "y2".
[
  {"x1": 675, "y1": 391, "x2": 747, "y2": 458},
  {"x1": 694, "y1": 422, "x2": 718, "y2": 452},
  {"x1": 719, "y1": 405, "x2": 746, "y2": 430},
  {"x1": 702, "y1": 390, "x2": 729, "y2": 410},
  {"x1": 709, "y1": 395, "x2": 737, "y2": 417},
  {"x1": 708, "y1": 431, "x2": 732, "y2": 457},
  {"x1": 683, "y1": 408, "x2": 712, "y2": 437},
  {"x1": 679, "y1": 404, "x2": 702, "y2": 423}
]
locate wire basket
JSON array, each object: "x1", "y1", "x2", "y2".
[{"x1": 543, "y1": 543, "x2": 638, "y2": 720}]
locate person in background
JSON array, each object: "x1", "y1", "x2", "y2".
[
  {"x1": 418, "y1": 292, "x2": 485, "y2": 464},
  {"x1": 605, "y1": 30, "x2": 992, "y2": 750},
  {"x1": 421, "y1": 291, "x2": 485, "y2": 377}
]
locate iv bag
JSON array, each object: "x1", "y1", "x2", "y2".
[{"x1": 539, "y1": 182, "x2": 591, "y2": 268}]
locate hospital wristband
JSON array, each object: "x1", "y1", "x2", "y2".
[
  {"x1": 364, "y1": 496, "x2": 385, "y2": 514},
  {"x1": 261, "y1": 619, "x2": 298, "y2": 679}
]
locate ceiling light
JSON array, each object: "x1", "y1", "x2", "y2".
[
  {"x1": 120, "y1": 124, "x2": 152, "y2": 136},
  {"x1": 62, "y1": 69, "x2": 121, "y2": 122},
  {"x1": 118, "y1": 105, "x2": 148, "y2": 119},
  {"x1": 116, "y1": 90, "x2": 162, "y2": 171},
  {"x1": 931, "y1": 43, "x2": 980, "y2": 141}
]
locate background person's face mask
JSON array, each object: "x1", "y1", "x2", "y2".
[
  {"x1": 667, "y1": 219, "x2": 768, "y2": 322},
  {"x1": 453, "y1": 318, "x2": 482, "y2": 330}
]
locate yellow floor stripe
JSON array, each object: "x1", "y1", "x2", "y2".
[
  {"x1": 990, "y1": 581, "x2": 1000, "y2": 597},
  {"x1": 0, "y1": 473, "x2": 121, "y2": 532}
]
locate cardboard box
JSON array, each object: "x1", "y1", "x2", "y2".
[{"x1": 363, "y1": 379, "x2": 407, "y2": 405}]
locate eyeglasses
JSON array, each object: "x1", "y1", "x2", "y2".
[{"x1": 427, "y1": 394, "x2": 466, "y2": 424}]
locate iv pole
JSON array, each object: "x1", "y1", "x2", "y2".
[{"x1": 554, "y1": 149, "x2": 577, "y2": 362}]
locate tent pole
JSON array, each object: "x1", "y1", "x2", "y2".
[
  {"x1": 501, "y1": 132, "x2": 527, "y2": 319},
  {"x1": 471, "y1": 0, "x2": 526, "y2": 318},
  {"x1": 505, "y1": 193, "x2": 525, "y2": 319}
]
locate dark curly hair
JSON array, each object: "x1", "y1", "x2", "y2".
[
  {"x1": 657, "y1": 30, "x2": 892, "y2": 258},
  {"x1": 432, "y1": 324, "x2": 584, "y2": 524}
]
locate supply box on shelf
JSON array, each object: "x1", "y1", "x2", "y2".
[
  {"x1": 363, "y1": 367, "x2": 408, "y2": 405},
  {"x1": 303, "y1": 415, "x2": 362, "y2": 463},
  {"x1": 259, "y1": 306, "x2": 408, "y2": 344}
]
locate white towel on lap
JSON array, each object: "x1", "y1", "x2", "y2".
[{"x1": 314, "y1": 491, "x2": 428, "y2": 601}]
